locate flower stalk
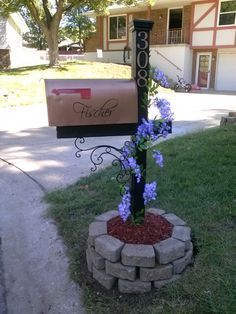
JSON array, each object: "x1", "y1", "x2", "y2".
[{"x1": 118, "y1": 69, "x2": 173, "y2": 225}]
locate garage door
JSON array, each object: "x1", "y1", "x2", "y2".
[{"x1": 216, "y1": 53, "x2": 236, "y2": 91}]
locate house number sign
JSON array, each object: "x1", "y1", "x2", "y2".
[{"x1": 137, "y1": 31, "x2": 149, "y2": 87}]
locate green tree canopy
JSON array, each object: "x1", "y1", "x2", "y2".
[
  {"x1": 20, "y1": 7, "x2": 47, "y2": 50},
  {"x1": 61, "y1": 6, "x2": 95, "y2": 52}
]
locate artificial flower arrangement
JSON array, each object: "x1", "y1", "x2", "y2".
[{"x1": 118, "y1": 68, "x2": 173, "y2": 225}]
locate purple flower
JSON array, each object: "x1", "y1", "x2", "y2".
[
  {"x1": 153, "y1": 150, "x2": 164, "y2": 167},
  {"x1": 154, "y1": 68, "x2": 164, "y2": 81},
  {"x1": 155, "y1": 121, "x2": 171, "y2": 138},
  {"x1": 121, "y1": 141, "x2": 135, "y2": 168},
  {"x1": 143, "y1": 182, "x2": 157, "y2": 205},
  {"x1": 127, "y1": 157, "x2": 141, "y2": 183},
  {"x1": 121, "y1": 141, "x2": 135, "y2": 158},
  {"x1": 153, "y1": 68, "x2": 169, "y2": 88},
  {"x1": 118, "y1": 189, "x2": 131, "y2": 222},
  {"x1": 155, "y1": 98, "x2": 174, "y2": 122},
  {"x1": 136, "y1": 118, "x2": 157, "y2": 143},
  {"x1": 121, "y1": 142, "x2": 141, "y2": 183}
]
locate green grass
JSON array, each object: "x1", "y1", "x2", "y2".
[
  {"x1": 0, "y1": 62, "x2": 132, "y2": 107},
  {"x1": 45, "y1": 125, "x2": 236, "y2": 313}
]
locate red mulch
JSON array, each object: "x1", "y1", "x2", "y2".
[{"x1": 107, "y1": 213, "x2": 173, "y2": 245}]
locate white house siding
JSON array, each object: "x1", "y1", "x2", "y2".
[
  {"x1": 193, "y1": 2, "x2": 214, "y2": 23},
  {"x1": 84, "y1": 50, "x2": 125, "y2": 64},
  {"x1": 192, "y1": 1, "x2": 236, "y2": 48},
  {"x1": 128, "y1": 14, "x2": 133, "y2": 47},
  {"x1": 83, "y1": 52, "x2": 97, "y2": 61},
  {"x1": 109, "y1": 42, "x2": 126, "y2": 50},
  {"x1": 6, "y1": 15, "x2": 23, "y2": 48},
  {"x1": 215, "y1": 29, "x2": 236, "y2": 46},
  {"x1": 150, "y1": 44, "x2": 192, "y2": 83},
  {"x1": 197, "y1": 9, "x2": 215, "y2": 28},
  {"x1": 0, "y1": 17, "x2": 8, "y2": 49},
  {"x1": 103, "y1": 18, "x2": 107, "y2": 50},
  {"x1": 192, "y1": 30, "x2": 214, "y2": 46},
  {"x1": 84, "y1": 44, "x2": 193, "y2": 84},
  {"x1": 216, "y1": 49, "x2": 236, "y2": 91},
  {"x1": 9, "y1": 47, "x2": 47, "y2": 68}
]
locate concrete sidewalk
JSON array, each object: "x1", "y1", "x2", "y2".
[{"x1": 0, "y1": 92, "x2": 235, "y2": 313}]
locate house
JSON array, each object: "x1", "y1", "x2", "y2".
[
  {"x1": 58, "y1": 38, "x2": 83, "y2": 54},
  {"x1": 84, "y1": 0, "x2": 236, "y2": 91},
  {"x1": 0, "y1": 12, "x2": 46, "y2": 68},
  {"x1": 0, "y1": 13, "x2": 29, "y2": 68}
]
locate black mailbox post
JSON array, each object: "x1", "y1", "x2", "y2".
[{"x1": 130, "y1": 19, "x2": 154, "y2": 221}]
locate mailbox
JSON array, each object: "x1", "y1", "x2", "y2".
[{"x1": 45, "y1": 79, "x2": 138, "y2": 127}]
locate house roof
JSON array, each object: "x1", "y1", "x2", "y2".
[
  {"x1": 58, "y1": 38, "x2": 74, "y2": 47},
  {"x1": 86, "y1": 0, "x2": 195, "y2": 17},
  {"x1": 59, "y1": 38, "x2": 82, "y2": 48}
]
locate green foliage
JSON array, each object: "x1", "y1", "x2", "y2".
[
  {"x1": 61, "y1": 6, "x2": 95, "y2": 48},
  {"x1": 20, "y1": 7, "x2": 47, "y2": 50},
  {"x1": 0, "y1": 0, "x2": 20, "y2": 16},
  {"x1": 221, "y1": 0, "x2": 236, "y2": 12},
  {"x1": 131, "y1": 207, "x2": 145, "y2": 225}
]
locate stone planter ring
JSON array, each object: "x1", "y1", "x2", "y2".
[{"x1": 86, "y1": 208, "x2": 193, "y2": 293}]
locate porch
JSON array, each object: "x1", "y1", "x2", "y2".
[{"x1": 151, "y1": 28, "x2": 190, "y2": 45}]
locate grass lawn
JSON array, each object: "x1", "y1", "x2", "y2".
[
  {"x1": 45, "y1": 125, "x2": 236, "y2": 313},
  {"x1": 0, "y1": 62, "x2": 131, "y2": 108}
]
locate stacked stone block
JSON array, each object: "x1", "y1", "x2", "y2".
[
  {"x1": 220, "y1": 112, "x2": 236, "y2": 126},
  {"x1": 86, "y1": 208, "x2": 193, "y2": 293}
]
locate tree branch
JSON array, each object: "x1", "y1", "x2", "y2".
[
  {"x1": 42, "y1": 0, "x2": 52, "y2": 27},
  {"x1": 26, "y1": 1, "x2": 48, "y2": 33},
  {"x1": 51, "y1": 0, "x2": 64, "y2": 26},
  {"x1": 63, "y1": 0, "x2": 82, "y2": 13}
]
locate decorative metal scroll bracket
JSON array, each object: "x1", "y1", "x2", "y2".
[{"x1": 74, "y1": 137, "x2": 132, "y2": 189}]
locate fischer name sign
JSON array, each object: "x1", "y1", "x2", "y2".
[{"x1": 45, "y1": 79, "x2": 138, "y2": 127}]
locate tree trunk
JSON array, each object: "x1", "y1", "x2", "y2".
[
  {"x1": 46, "y1": 28, "x2": 59, "y2": 66},
  {"x1": 25, "y1": 1, "x2": 64, "y2": 67}
]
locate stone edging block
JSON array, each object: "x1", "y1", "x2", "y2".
[
  {"x1": 87, "y1": 246, "x2": 105, "y2": 270},
  {"x1": 147, "y1": 208, "x2": 166, "y2": 215},
  {"x1": 154, "y1": 238, "x2": 185, "y2": 264},
  {"x1": 93, "y1": 267, "x2": 116, "y2": 290},
  {"x1": 95, "y1": 235, "x2": 124, "y2": 262},
  {"x1": 140, "y1": 264, "x2": 173, "y2": 281},
  {"x1": 172, "y1": 226, "x2": 191, "y2": 250},
  {"x1": 88, "y1": 221, "x2": 107, "y2": 246},
  {"x1": 163, "y1": 213, "x2": 186, "y2": 226},
  {"x1": 122, "y1": 244, "x2": 155, "y2": 267},
  {"x1": 106, "y1": 260, "x2": 136, "y2": 281},
  {"x1": 95, "y1": 210, "x2": 119, "y2": 222},
  {"x1": 173, "y1": 243, "x2": 193, "y2": 274}
]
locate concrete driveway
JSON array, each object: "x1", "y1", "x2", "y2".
[{"x1": 0, "y1": 92, "x2": 235, "y2": 313}]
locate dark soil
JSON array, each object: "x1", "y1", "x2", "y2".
[{"x1": 107, "y1": 213, "x2": 173, "y2": 245}]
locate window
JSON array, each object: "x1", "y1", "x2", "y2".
[
  {"x1": 219, "y1": 0, "x2": 236, "y2": 25},
  {"x1": 168, "y1": 8, "x2": 183, "y2": 44},
  {"x1": 109, "y1": 15, "x2": 126, "y2": 40}
]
